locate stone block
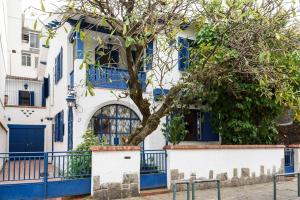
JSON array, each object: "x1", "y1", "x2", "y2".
[
  {"x1": 216, "y1": 173, "x2": 228, "y2": 181},
  {"x1": 179, "y1": 173, "x2": 184, "y2": 179},
  {"x1": 233, "y1": 168, "x2": 238, "y2": 177},
  {"x1": 123, "y1": 173, "x2": 138, "y2": 184},
  {"x1": 260, "y1": 166, "x2": 265, "y2": 175},
  {"x1": 231, "y1": 177, "x2": 240, "y2": 187},
  {"x1": 241, "y1": 168, "x2": 250, "y2": 178},
  {"x1": 121, "y1": 188, "x2": 130, "y2": 199},
  {"x1": 251, "y1": 172, "x2": 256, "y2": 179},
  {"x1": 190, "y1": 173, "x2": 196, "y2": 181},
  {"x1": 93, "y1": 189, "x2": 108, "y2": 200},
  {"x1": 93, "y1": 176, "x2": 101, "y2": 191},
  {"x1": 171, "y1": 169, "x2": 179, "y2": 180},
  {"x1": 209, "y1": 170, "x2": 214, "y2": 179},
  {"x1": 108, "y1": 183, "x2": 121, "y2": 199},
  {"x1": 130, "y1": 183, "x2": 139, "y2": 197},
  {"x1": 101, "y1": 183, "x2": 109, "y2": 189},
  {"x1": 122, "y1": 184, "x2": 130, "y2": 189}
]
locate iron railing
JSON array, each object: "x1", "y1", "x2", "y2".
[
  {"x1": 87, "y1": 65, "x2": 146, "y2": 90},
  {"x1": 0, "y1": 151, "x2": 91, "y2": 182},
  {"x1": 140, "y1": 150, "x2": 167, "y2": 174},
  {"x1": 273, "y1": 172, "x2": 300, "y2": 200}
]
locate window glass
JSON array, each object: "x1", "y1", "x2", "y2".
[
  {"x1": 88, "y1": 104, "x2": 141, "y2": 145},
  {"x1": 30, "y1": 33, "x2": 39, "y2": 48},
  {"x1": 19, "y1": 91, "x2": 30, "y2": 106},
  {"x1": 22, "y1": 53, "x2": 31, "y2": 66}
]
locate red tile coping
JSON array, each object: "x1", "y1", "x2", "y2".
[
  {"x1": 287, "y1": 144, "x2": 300, "y2": 148},
  {"x1": 91, "y1": 146, "x2": 140, "y2": 152},
  {"x1": 163, "y1": 144, "x2": 285, "y2": 150}
]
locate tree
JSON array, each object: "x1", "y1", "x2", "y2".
[
  {"x1": 36, "y1": 0, "x2": 198, "y2": 145},
  {"x1": 179, "y1": 0, "x2": 300, "y2": 144}
]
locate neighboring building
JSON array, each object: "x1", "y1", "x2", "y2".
[
  {"x1": 1, "y1": 0, "x2": 52, "y2": 155},
  {"x1": 40, "y1": 16, "x2": 220, "y2": 153}
]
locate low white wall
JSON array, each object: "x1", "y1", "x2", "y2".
[
  {"x1": 166, "y1": 145, "x2": 285, "y2": 188},
  {"x1": 91, "y1": 146, "x2": 140, "y2": 196}
]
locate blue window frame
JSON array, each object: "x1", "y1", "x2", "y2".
[
  {"x1": 146, "y1": 40, "x2": 154, "y2": 70},
  {"x1": 178, "y1": 37, "x2": 194, "y2": 71},
  {"x1": 55, "y1": 47, "x2": 63, "y2": 84},
  {"x1": 69, "y1": 70, "x2": 74, "y2": 87},
  {"x1": 18, "y1": 91, "x2": 34, "y2": 106},
  {"x1": 95, "y1": 45, "x2": 119, "y2": 67},
  {"x1": 88, "y1": 104, "x2": 141, "y2": 145},
  {"x1": 54, "y1": 110, "x2": 64, "y2": 142},
  {"x1": 153, "y1": 88, "x2": 169, "y2": 101}
]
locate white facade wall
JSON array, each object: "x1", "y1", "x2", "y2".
[
  {"x1": 0, "y1": 0, "x2": 9, "y2": 156},
  {"x1": 5, "y1": 107, "x2": 52, "y2": 152},
  {"x1": 166, "y1": 146, "x2": 285, "y2": 188},
  {"x1": 5, "y1": 78, "x2": 43, "y2": 107},
  {"x1": 91, "y1": 148, "x2": 140, "y2": 195}
]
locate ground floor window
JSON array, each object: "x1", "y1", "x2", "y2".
[
  {"x1": 88, "y1": 104, "x2": 140, "y2": 145},
  {"x1": 182, "y1": 110, "x2": 219, "y2": 142}
]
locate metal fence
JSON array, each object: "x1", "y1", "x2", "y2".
[
  {"x1": 0, "y1": 151, "x2": 91, "y2": 182},
  {"x1": 140, "y1": 150, "x2": 166, "y2": 174}
]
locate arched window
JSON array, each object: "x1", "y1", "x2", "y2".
[{"x1": 88, "y1": 104, "x2": 141, "y2": 145}]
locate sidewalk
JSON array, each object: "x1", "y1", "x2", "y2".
[{"x1": 122, "y1": 180, "x2": 300, "y2": 200}]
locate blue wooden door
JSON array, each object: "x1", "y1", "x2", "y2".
[
  {"x1": 201, "y1": 112, "x2": 219, "y2": 141},
  {"x1": 284, "y1": 148, "x2": 294, "y2": 173},
  {"x1": 8, "y1": 125, "x2": 45, "y2": 157}
]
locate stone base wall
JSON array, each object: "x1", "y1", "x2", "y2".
[
  {"x1": 93, "y1": 173, "x2": 139, "y2": 200},
  {"x1": 171, "y1": 164, "x2": 286, "y2": 191}
]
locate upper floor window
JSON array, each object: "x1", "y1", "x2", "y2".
[
  {"x1": 55, "y1": 48, "x2": 63, "y2": 84},
  {"x1": 95, "y1": 45, "x2": 119, "y2": 67},
  {"x1": 18, "y1": 91, "x2": 34, "y2": 106},
  {"x1": 30, "y1": 33, "x2": 39, "y2": 49},
  {"x1": 22, "y1": 33, "x2": 29, "y2": 43},
  {"x1": 22, "y1": 53, "x2": 31, "y2": 66}
]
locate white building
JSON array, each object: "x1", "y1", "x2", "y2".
[
  {"x1": 0, "y1": 0, "x2": 52, "y2": 155},
  {"x1": 38, "y1": 16, "x2": 220, "y2": 154}
]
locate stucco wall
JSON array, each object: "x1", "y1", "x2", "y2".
[
  {"x1": 165, "y1": 145, "x2": 285, "y2": 188},
  {"x1": 5, "y1": 106, "x2": 52, "y2": 152},
  {"x1": 91, "y1": 146, "x2": 140, "y2": 197}
]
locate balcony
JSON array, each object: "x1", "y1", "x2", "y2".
[
  {"x1": 4, "y1": 77, "x2": 46, "y2": 108},
  {"x1": 87, "y1": 65, "x2": 146, "y2": 90}
]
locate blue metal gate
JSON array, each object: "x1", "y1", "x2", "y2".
[
  {"x1": 284, "y1": 148, "x2": 294, "y2": 173},
  {"x1": 0, "y1": 151, "x2": 91, "y2": 200},
  {"x1": 140, "y1": 150, "x2": 167, "y2": 190}
]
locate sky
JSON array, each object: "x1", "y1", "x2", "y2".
[{"x1": 21, "y1": 0, "x2": 61, "y2": 19}]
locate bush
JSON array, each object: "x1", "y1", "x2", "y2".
[{"x1": 162, "y1": 114, "x2": 188, "y2": 145}]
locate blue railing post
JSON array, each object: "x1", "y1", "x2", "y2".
[{"x1": 44, "y1": 152, "x2": 48, "y2": 198}]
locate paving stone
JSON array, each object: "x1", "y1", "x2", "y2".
[
  {"x1": 121, "y1": 179, "x2": 299, "y2": 200},
  {"x1": 241, "y1": 168, "x2": 250, "y2": 178}
]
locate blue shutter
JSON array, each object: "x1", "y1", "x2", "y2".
[
  {"x1": 146, "y1": 41, "x2": 154, "y2": 70},
  {"x1": 44, "y1": 77, "x2": 49, "y2": 98},
  {"x1": 30, "y1": 91, "x2": 35, "y2": 106},
  {"x1": 69, "y1": 71, "x2": 74, "y2": 87},
  {"x1": 60, "y1": 48, "x2": 63, "y2": 80},
  {"x1": 178, "y1": 37, "x2": 189, "y2": 71},
  {"x1": 59, "y1": 110, "x2": 64, "y2": 142},
  {"x1": 201, "y1": 112, "x2": 219, "y2": 141},
  {"x1": 54, "y1": 114, "x2": 59, "y2": 141}
]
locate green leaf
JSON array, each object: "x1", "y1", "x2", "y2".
[
  {"x1": 33, "y1": 19, "x2": 38, "y2": 30},
  {"x1": 40, "y1": 0, "x2": 45, "y2": 12},
  {"x1": 125, "y1": 37, "x2": 135, "y2": 47}
]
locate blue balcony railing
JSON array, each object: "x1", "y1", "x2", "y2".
[{"x1": 87, "y1": 65, "x2": 146, "y2": 90}]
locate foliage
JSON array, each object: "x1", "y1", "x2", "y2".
[
  {"x1": 162, "y1": 114, "x2": 188, "y2": 145},
  {"x1": 38, "y1": 0, "x2": 197, "y2": 145},
  {"x1": 180, "y1": 0, "x2": 300, "y2": 144},
  {"x1": 67, "y1": 129, "x2": 102, "y2": 178}
]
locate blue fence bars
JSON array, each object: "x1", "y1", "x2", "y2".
[
  {"x1": 0, "y1": 151, "x2": 91, "y2": 200},
  {"x1": 87, "y1": 65, "x2": 147, "y2": 90},
  {"x1": 140, "y1": 150, "x2": 167, "y2": 190}
]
